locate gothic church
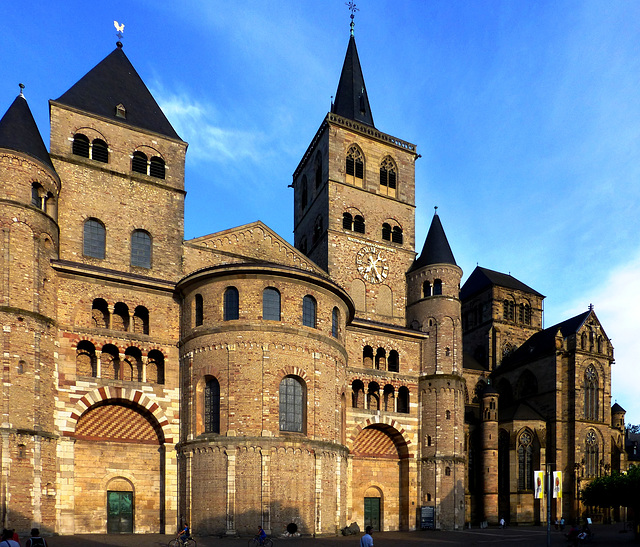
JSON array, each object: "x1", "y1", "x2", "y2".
[{"x1": 0, "y1": 26, "x2": 627, "y2": 536}]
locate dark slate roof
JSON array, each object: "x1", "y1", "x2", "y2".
[
  {"x1": 409, "y1": 213, "x2": 456, "y2": 272},
  {"x1": 460, "y1": 266, "x2": 544, "y2": 300},
  {"x1": 0, "y1": 94, "x2": 56, "y2": 171},
  {"x1": 500, "y1": 401, "x2": 545, "y2": 422},
  {"x1": 54, "y1": 44, "x2": 181, "y2": 141},
  {"x1": 332, "y1": 35, "x2": 374, "y2": 127},
  {"x1": 499, "y1": 310, "x2": 591, "y2": 370},
  {"x1": 611, "y1": 403, "x2": 626, "y2": 413},
  {"x1": 463, "y1": 351, "x2": 488, "y2": 371}
]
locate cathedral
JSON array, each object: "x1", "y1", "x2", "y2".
[{"x1": 0, "y1": 24, "x2": 628, "y2": 537}]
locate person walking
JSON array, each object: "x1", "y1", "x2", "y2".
[
  {"x1": 360, "y1": 525, "x2": 374, "y2": 547},
  {"x1": 25, "y1": 529, "x2": 47, "y2": 547}
]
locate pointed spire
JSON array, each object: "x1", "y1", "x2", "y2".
[
  {"x1": 410, "y1": 210, "x2": 457, "y2": 271},
  {"x1": 0, "y1": 92, "x2": 56, "y2": 171},
  {"x1": 332, "y1": 33, "x2": 374, "y2": 127},
  {"x1": 54, "y1": 46, "x2": 181, "y2": 140}
]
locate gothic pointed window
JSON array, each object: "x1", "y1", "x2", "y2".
[
  {"x1": 223, "y1": 287, "x2": 239, "y2": 320},
  {"x1": 279, "y1": 376, "x2": 305, "y2": 433},
  {"x1": 517, "y1": 431, "x2": 533, "y2": 490},
  {"x1": 72, "y1": 133, "x2": 90, "y2": 157},
  {"x1": 204, "y1": 377, "x2": 220, "y2": 433},
  {"x1": 585, "y1": 430, "x2": 599, "y2": 477},
  {"x1": 83, "y1": 218, "x2": 106, "y2": 259},
  {"x1": 584, "y1": 365, "x2": 599, "y2": 421},
  {"x1": 346, "y1": 145, "x2": 364, "y2": 187},
  {"x1": 379, "y1": 156, "x2": 397, "y2": 197},
  {"x1": 130, "y1": 230, "x2": 151, "y2": 268}
]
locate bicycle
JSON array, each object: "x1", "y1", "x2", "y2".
[
  {"x1": 168, "y1": 535, "x2": 196, "y2": 547},
  {"x1": 248, "y1": 536, "x2": 273, "y2": 547}
]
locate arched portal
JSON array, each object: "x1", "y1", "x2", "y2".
[
  {"x1": 350, "y1": 423, "x2": 410, "y2": 531},
  {"x1": 73, "y1": 399, "x2": 165, "y2": 533}
]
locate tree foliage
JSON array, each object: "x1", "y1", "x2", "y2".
[
  {"x1": 582, "y1": 465, "x2": 640, "y2": 511},
  {"x1": 627, "y1": 424, "x2": 640, "y2": 434}
]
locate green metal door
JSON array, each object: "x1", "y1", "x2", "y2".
[
  {"x1": 107, "y1": 491, "x2": 133, "y2": 533},
  {"x1": 364, "y1": 497, "x2": 380, "y2": 531}
]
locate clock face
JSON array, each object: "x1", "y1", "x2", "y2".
[{"x1": 356, "y1": 246, "x2": 389, "y2": 284}]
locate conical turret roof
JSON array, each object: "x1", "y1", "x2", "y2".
[
  {"x1": 410, "y1": 213, "x2": 456, "y2": 271},
  {"x1": 0, "y1": 94, "x2": 55, "y2": 171},
  {"x1": 332, "y1": 35, "x2": 374, "y2": 127},
  {"x1": 54, "y1": 44, "x2": 181, "y2": 140}
]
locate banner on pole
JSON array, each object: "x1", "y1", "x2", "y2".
[
  {"x1": 534, "y1": 470, "x2": 545, "y2": 499},
  {"x1": 553, "y1": 471, "x2": 562, "y2": 498}
]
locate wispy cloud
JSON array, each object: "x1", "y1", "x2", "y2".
[
  {"x1": 562, "y1": 249, "x2": 640, "y2": 424},
  {"x1": 152, "y1": 84, "x2": 264, "y2": 163}
]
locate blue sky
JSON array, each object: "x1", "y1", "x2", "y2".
[{"x1": 2, "y1": 1, "x2": 639, "y2": 423}]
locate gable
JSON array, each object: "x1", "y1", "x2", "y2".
[{"x1": 183, "y1": 221, "x2": 326, "y2": 276}]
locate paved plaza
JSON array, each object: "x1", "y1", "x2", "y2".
[{"x1": 35, "y1": 523, "x2": 637, "y2": 547}]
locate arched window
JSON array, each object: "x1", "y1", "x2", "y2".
[
  {"x1": 388, "y1": 350, "x2": 399, "y2": 372},
  {"x1": 301, "y1": 175, "x2": 308, "y2": 210},
  {"x1": 204, "y1": 377, "x2": 220, "y2": 433},
  {"x1": 367, "y1": 382, "x2": 380, "y2": 410},
  {"x1": 302, "y1": 295, "x2": 316, "y2": 328},
  {"x1": 517, "y1": 431, "x2": 533, "y2": 490},
  {"x1": 331, "y1": 307, "x2": 339, "y2": 338},
  {"x1": 315, "y1": 152, "x2": 322, "y2": 189},
  {"x1": 130, "y1": 230, "x2": 151, "y2": 268},
  {"x1": 342, "y1": 212, "x2": 353, "y2": 230},
  {"x1": 133, "y1": 306, "x2": 149, "y2": 335},
  {"x1": 132, "y1": 151, "x2": 148, "y2": 174},
  {"x1": 375, "y1": 348, "x2": 386, "y2": 370},
  {"x1": 92, "y1": 139, "x2": 109, "y2": 163},
  {"x1": 445, "y1": 467, "x2": 451, "y2": 477},
  {"x1": 352, "y1": 380, "x2": 365, "y2": 408},
  {"x1": 503, "y1": 299, "x2": 515, "y2": 321},
  {"x1": 581, "y1": 332, "x2": 588, "y2": 350},
  {"x1": 263, "y1": 288, "x2": 281, "y2": 321},
  {"x1": 92, "y1": 298, "x2": 109, "y2": 328},
  {"x1": 584, "y1": 365, "x2": 598, "y2": 421},
  {"x1": 112, "y1": 302, "x2": 129, "y2": 332},
  {"x1": 445, "y1": 410, "x2": 451, "y2": 420},
  {"x1": 383, "y1": 385, "x2": 395, "y2": 411},
  {"x1": 312, "y1": 215, "x2": 323, "y2": 244},
  {"x1": 101, "y1": 344, "x2": 120, "y2": 380},
  {"x1": 123, "y1": 346, "x2": 143, "y2": 381},
  {"x1": 223, "y1": 287, "x2": 239, "y2": 321},
  {"x1": 379, "y1": 156, "x2": 397, "y2": 197},
  {"x1": 83, "y1": 218, "x2": 106, "y2": 259},
  {"x1": 353, "y1": 215, "x2": 365, "y2": 234},
  {"x1": 363, "y1": 346, "x2": 373, "y2": 368},
  {"x1": 382, "y1": 223, "x2": 391, "y2": 241},
  {"x1": 392, "y1": 226, "x2": 403, "y2": 244},
  {"x1": 76, "y1": 340, "x2": 97, "y2": 377},
  {"x1": 516, "y1": 369, "x2": 538, "y2": 399},
  {"x1": 346, "y1": 145, "x2": 364, "y2": 187},
  {"x1": 279, "y1": 376, "x2": 305, "y2": 432},
  {"x1": 433, "y1": 279, "x2": 442, "y2": 295},
  {"x1": 147, "y1": 349, "x2": 164, "y2": 384},
  {"x1": 524, "y1": 304, "x2": 531, "y2": 325},
  {"x1": 149, "y1": 156, "x2": 165, "y2": 179},
  {"x1": 423, "y1": 281, "x2": 431, "y2": 297},
  {"x1": 72, "y1": 133, "x2": 90, "y2": 157},
  {"x1": 195, "y1": 294, "x2": 203, "y2": 326},
  {"x1": 31, "y1": 183, "x2": 43, "y2": 209},
  {"x1": 585, "y1": 430, "x2": 599, "y2": 477},
  {"x1": 397, "y1": 386, "x2": 410, "y2": 413}
]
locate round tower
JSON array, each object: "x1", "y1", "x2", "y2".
[
  {"x1": 611, "y1": 402, "x2": 626, "y2": 431},
  {"x1": 0, "y1": 92, "x2": 60, "y2": 533},
  {"x1": 409, "y1": 212, "x2": 466, "y2": 530},
  {"x1": 481, "y1": 385, "x2": 499, "y2": 525}
]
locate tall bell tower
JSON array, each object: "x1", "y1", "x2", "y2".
[{"x1": 292, "y1": 25, "x2": 419, "y2": 325}]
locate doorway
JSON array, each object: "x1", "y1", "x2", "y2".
[
  {"x1": 364, "y1": 497, "x2": 381, "y2": 531},
  {"x1": 107, "y1": 491, "x2": 134, "y2": 533}
]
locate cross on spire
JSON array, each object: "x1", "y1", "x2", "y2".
[{"x1": 346, "y1": 1, "x2": 359, "y2": 36}]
